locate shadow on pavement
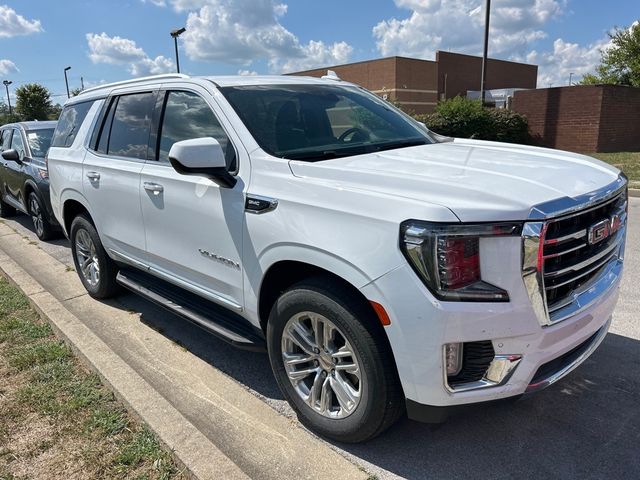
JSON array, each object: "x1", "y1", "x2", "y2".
[
  {"x1": 110, "y1": 289, "x2": 640, "y2": 480},
  {"x1": 11, "y1": 211, "x2": 639, "y2": 479}
]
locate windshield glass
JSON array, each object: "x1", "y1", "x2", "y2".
[
  {"x1": 220, "y1": 84, "x2": 432, "y2": 161},
  {"x1": 26, "y1": 128, "x2": 55, "y2": 158}
]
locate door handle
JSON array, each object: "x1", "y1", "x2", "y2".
[
  {"x1": 143, "y1": 182, "x2": 164, "y2": 195},
  {"x1": 86, "y1": 171, "x2": 101, "y2": 181}
]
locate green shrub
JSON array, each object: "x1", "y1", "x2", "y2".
[{"x1": 413, "y1": 96, "x2": 531, "y2": 144}]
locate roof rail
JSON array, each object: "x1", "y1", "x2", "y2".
[{"x1": 78, "y1": 73, "x2": 190, "y2": 96}]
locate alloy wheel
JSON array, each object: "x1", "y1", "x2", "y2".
[
  {"x1": 281, "y1": 312, "x2": 362, "y2": 419},
  {"x1": 75, "y1": 229, "x2": 100, "y2": 287},
  {"x1": 29, "y1": 197, "x2": 44, "y2": 237}
]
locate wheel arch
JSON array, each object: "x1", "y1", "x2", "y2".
[
  {"x1": 257, "y1": 259, "x2": 385, "y2": 337},
  {"x1": 61, "y1": 195, "x2": 93, "y2": 235}
]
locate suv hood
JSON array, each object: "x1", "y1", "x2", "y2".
[{"x1": 288, "y1": 138, "x2": 622, "y2": 222}]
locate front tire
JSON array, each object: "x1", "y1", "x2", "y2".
[
  {"x1": 267, "y1": 277, "x2": 404, "y2": 443},
  {"x1": 70, "y1": 214, "x2": 119, "y2": 299},
  {"x1": 28, "y1": 192, "x2": 55, "y2": 241}
]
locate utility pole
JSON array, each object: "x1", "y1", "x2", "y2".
[
  {"x1": 64, "y1": 66, "x2": 71, "y2": 98},
  {"x1": 480, "y1": 0, "x2": 491, "y2": 105},
  {"x1": 81, "y1": 76, "x2": 85, "y2": 90},
  {"x1": 170, "y1": 27, "x2": 186, "y2": 74},
  {"x1": 568, "y1": 72, "x2": 574, "y2": 86},
  {"x1": 3, "y1": 80, "x2": 12, "y2": 116}
]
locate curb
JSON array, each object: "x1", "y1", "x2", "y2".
[
  {"x1": 629, "y1": 188, "x2": 640, "y2": 198},
  {"x1": 0, "y1": 240, "x2": 249, "y2": 480},
  {"x1": 0, "y1": 222, "x2": 369, "y2": 480}
]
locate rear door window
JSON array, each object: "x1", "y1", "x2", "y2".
[
  {"x1": 105, "y1": 92, "x2": 155, "y2": 160},
  {"x1": 51, "y1": 100, "x2": 95, "y2": 148}
]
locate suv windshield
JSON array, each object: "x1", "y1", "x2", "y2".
[
  {"x1": 220, "y1": 84, "x2": 432, "y2": 161},
  {"x1": 26, "y1": 128, "x2": 55, "y2": 158}
]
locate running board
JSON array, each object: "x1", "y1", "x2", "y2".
[{"x1": 116, "y1": 269, "x2": 266, "y2": 352}]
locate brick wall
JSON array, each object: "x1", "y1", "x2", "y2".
[
  {"x1": 289, "y1": 52, "x2": 538, "y2": 114},
  {"x1": 513, "y1": 85, "x2": 640, "y2": 153},
  {"x1": 436, "y1": 51, "x2": 538, "y2": 99}
]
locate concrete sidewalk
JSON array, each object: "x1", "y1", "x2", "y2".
[{"x1": 0, "y1": 221, "x2": 368, "y2": 480}]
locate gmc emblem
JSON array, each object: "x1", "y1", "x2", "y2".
[{"x1": 588, "y1": 214, "x2": 622, "y2": 245}]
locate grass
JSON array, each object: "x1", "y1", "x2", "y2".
[
  {"x1": 592, "y1": 152, "x2": 640, "y2": 184},
  {"x1": 0, "y1": 277, "x2": 185, "y2": 480}
]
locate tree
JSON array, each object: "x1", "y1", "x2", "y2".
[
  {"x1": 70, "y1": 87, "x2": 83, "y2": 97},
  {"x1": 581, "y1": 22, "x2": 640, "y2": 87},
  {"x1": 48, "y1": 103, "x2": 63, "y2": 120},
  {"x1": 15, "y1": 83, "x2": 53, "y2": 121}
]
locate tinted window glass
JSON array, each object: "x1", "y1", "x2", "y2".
[
  {"x1": 10, "y1": 130, "x2": 25, "y2": 159},
  {"x1": 51, "y1": 100, "x2": 94, "y2": 148},
  {"x1": 158, "y1": 91, "x2": 235, "y2": 169},
  {"x1": 0, "y1": 129, "x2": 10, "y2": 151},
  {"x1": 107, "y1": 92, "x2": 155, "y2": 159},
  {"x1": 96, "y1": 98, "x2": 117, "y2": 154},
  {"x1": 221, "y1": 84, "x2": 430, "y2": 161},
  {"x1": 26, "y1": 128, "x2": 55, "y2": 157}
]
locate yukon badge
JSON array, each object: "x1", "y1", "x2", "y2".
[{"x1": 198, "y1": 249, "x2": 241, "y2": 270}]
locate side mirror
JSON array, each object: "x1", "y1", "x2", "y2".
[
  {"x1": 1, "y1": 149, "x2": 20, "y2": 163},
  {"x1": 168, "y1": 137, "x2": 236, "y2": 188}
]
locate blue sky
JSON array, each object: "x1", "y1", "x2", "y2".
[{"x1": 1, "y1": 0, "x2": 638, "y2": 104}]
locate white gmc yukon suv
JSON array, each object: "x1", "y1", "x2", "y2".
[{"x1": 47, "y1": 73, "x2": 627, "y2": 443}]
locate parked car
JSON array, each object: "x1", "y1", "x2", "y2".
[
  {"x1": 47, "y1": 74, "x2": 627, "y2": 443},
  {"x1": 0, "y1": 121, "x2": 60, "y2": 240}
]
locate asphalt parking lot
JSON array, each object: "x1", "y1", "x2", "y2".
[{"x1": 2, "y1": 197, "x2": 639, "y2": 480}]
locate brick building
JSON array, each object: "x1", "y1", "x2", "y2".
[
  {"x1": 513, "y1": 85, "x2": 640, "y2": 153},
  {"x1": 289, "y1": 51, "x2": 538, "y2": 114}
]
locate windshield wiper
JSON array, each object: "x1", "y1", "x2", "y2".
[{"x1": 371, "y1": 138, "x2": 428, "y2": 153}]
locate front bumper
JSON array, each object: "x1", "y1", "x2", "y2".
[{"x1": 360, "y1": 251, "x2": 621, "y2": 415}]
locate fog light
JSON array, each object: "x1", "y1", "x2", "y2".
[{"x1": 444, "y1": 343, "x2": 463, "y2": 376}]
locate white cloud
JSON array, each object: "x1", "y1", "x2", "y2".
[
  {"x1": 526, "y1": 37, "x2": 610, "y2": 87},
  {"x1": 237, "y1": 69, "x2": 258, "y2": 76},
  {"x1": 141, "y1": 0, "x2": 167, "y2": 6},
  {"x1": 155, "y1": 0, "x2": 353, "y2": 73},
  {"x1": 0, "y1": 5, "x2": 42, "y2": 38},
  {"x1": 86, "y1": 33, "x2": 174, "y2": 77},
  {"x1": 271, "y1": 40, "x2": 353, "y2": 73},
  {"x1": 0, "y1": 59, "x2": 18, "y2": 75},
  {"x1": 373, "y1": 0, "x2": 567, "y2": 60}
]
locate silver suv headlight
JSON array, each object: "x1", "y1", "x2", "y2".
[{"x1": 400, "y1": 221, "x2": 522, "y2": 302}]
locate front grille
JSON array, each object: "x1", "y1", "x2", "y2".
[
  {"x1": 541, "y1": 191, "x2": 627, "y2": 317},
  {"x1": 447, "y1": 340, "x2": 495, "y2": 386}
]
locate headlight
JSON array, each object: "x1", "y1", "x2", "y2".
[{"x1": 400, "y1": 221, "x2": 522, "y2": 302}]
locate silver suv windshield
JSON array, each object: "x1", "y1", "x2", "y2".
[
  {"x1": 26, "y1": 128, "x2": 55, "y2": 158},
  {"x1": 220, "y1": 84, "x2": 432, "y2": 161}
]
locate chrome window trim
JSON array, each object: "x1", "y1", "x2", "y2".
[{"x1": 522, "y1": 174, "x2": 627, "y2": 327}]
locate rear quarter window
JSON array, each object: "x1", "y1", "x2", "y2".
[{"x1": 51, "y1": 100, "x2": 95, "y2": 148}]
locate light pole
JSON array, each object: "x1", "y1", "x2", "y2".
[
  {"x1": 480, "y1": 0, "x2": 491, "y2": 105},
  {"x1": 568, "y1": 72, "x2": 574, "y2": 86},
  {"x1": 3, "y1": 80, "x2": 12, "y2": 116},
  {"x1": 170, "y1": 27, "x2": 186, "y2": 74},
  {"x1": 64, "y1": 66, "x2": 71, "y2": 98}
]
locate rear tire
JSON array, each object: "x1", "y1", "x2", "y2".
[
  {"x1": 0, "y1": 195, "x2": 15, "y2": 218},
  {"x1": 267, "y1": 276, "x2": 404, "y2": 443},
  {"x1": 70, "y1": 214, "x2": 119, "y2": 299},
  {"x1": 28, "y1": 192, "x2": 55, "y2": 241}
]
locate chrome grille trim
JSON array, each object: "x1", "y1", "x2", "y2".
[{"x1": 522, "y1": 174, "x2": 627, "y2": 327}]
